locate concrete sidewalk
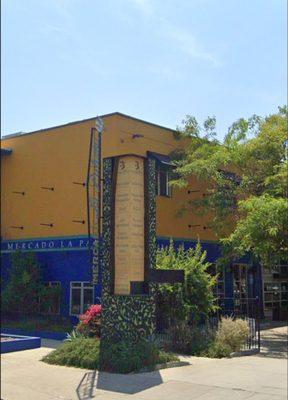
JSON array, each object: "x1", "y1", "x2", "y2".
[
  {"x1": 1, "y1": 325, "x2": 287, "y2": 400},
  {"x1": 260, "y1": 324, "x2": 288, "y2": 359}
]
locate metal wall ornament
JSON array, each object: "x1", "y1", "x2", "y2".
[{"x1": 86, "y1": 117, "x2": 103, "y2": 285}]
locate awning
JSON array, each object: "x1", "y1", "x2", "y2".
[
  {"x1": 1, "y1": 148, "x2": 13, "y2": 156},
  {"x1": 147, "y1": 151, "x2": 175, "y2": 167}
]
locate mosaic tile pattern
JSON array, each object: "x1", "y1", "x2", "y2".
[
  {"x1": 146, "y1": 157, "x2": 157, "y2": 296},
  {"x1": 101, "y1": 156, "x2": 156, "y2": 342},
  {"x1": 102, "y1": 158, "x2": 113, "y2": 298},
  {"x1": 101, "y1": 295, "x2": 156, "y2": 342}
]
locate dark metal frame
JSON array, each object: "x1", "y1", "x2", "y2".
[
  {"x1": 86, "y1": 126, "x2": 102, "y2": 285},
  {"x1": 156, "y1": 297, "x2": 261, "y2": 352}
]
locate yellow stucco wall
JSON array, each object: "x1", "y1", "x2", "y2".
[
  {"x1": 1, "y1": 113, "x2": 217, "y2": 241},
  {"x1": 1, "y1": 120, "x2": 92, "y2": 239}
]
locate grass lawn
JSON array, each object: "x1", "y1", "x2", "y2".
[{"x1": 42, "y1": 338, "x2": 179, "y2": 373}]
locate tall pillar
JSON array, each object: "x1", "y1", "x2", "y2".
[{"x1": 101, "y1": 155, "x2": 156, "y2": 343}]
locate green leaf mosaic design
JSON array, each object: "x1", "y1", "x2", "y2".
[
  {"x1": 101, "y1": 295, "x2": 156, "y2": 342},
  {"x1": 101, "y1": 156, "x2": 157, "y2": 342}
]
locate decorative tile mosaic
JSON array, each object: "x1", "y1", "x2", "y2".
[{"x1": 101, "y1": 156, "x2": 156, "y2": 342}]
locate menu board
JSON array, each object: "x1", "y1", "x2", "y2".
[{"x1": 114, "y1": 156, "x2": 145, "y2": 294}]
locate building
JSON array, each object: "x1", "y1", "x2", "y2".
[{"x1": 1, "y1": 112, "x2": 277, "y2": 320}]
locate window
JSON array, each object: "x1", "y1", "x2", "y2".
[
  {"x1": 41, "y1": 281, "x2": 61, "y2": 315},
  {"x1": 232, "y1": 264, "x2": 248, "y2": 313},
  {"x1": 157, "y1": 167, "x2": 171, "y2": 197},
  {"x1": 273, "y1": 264, "x2": 288, "y2": 278},
  {"x1": 70, "y1": 282, "x2": 94, "y2": 315},
  {"x1": 208, "y1": 264, "x2": 225, "y2": 307},
  {"x1": 264, "y1": 281, "x2": 288, "y2": 310},
  {"x1": 233, "y1": 264, "x2": 247, "y2": 300}
]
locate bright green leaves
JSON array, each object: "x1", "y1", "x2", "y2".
[
  {"x1": 156, "y1": 240, "x2": 217, "y2": 322},
  {"x1": 171, "y1": 106, "x2": 288, "y2": 267}
]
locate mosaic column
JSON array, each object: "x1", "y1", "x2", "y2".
[{"x1": 101, "y1": 155, "x2": 156, "y2": 343}]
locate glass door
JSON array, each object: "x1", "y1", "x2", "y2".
[{"x1": 233, "y1": 264, "x2": 248, "y2": 313}]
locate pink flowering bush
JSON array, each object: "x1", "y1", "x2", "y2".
[{"x1": 76, "y1": 304, "x2": 102, "y2": 338}]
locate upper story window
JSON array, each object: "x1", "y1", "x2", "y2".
[
  {"x1": 148, "y1": 151, "x2": 173, "y2": 197},
  {"x1": 157, "y1": 167, "x2": 171, "y2": 197}
]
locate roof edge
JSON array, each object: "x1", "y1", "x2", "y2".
[{"x1": 1, "y1": 112, "x2": 176, "y2": 141}]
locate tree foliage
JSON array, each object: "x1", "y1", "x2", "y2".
[
  {"x1": 222, "y1": 195, "x2": 288, "y2": 267},
  {"x1": 156, "y1": 240, "x2": 217, "y2": 324},
  {"x1": 2, "y1": 251, "x2": 61, "y2": 315},
  {"x1": 172, "y1": 106, "x2": 288, "y2": 267}
]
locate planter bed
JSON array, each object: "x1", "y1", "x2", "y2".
[
  {"x1": 1, "y1": 333, "x2": 41, "y2": 353},
  {"x1": 1, "y1": 327, "x2": 66, "y2": 341}
]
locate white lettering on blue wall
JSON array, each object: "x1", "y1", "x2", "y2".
[{"x1": 1, "y1": 237, "x2": 95, "y2": 253}]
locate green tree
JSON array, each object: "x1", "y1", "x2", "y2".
[
  {"x1": 2, "y1": 251, "x2": 60, "y2": 315},
  {"x1": 171, "y1": 106, "x2": 287, "y2": 267},
  {"x1": 222, "y1": 195, "x2": 288, "y2": 267},
  {"x1": 156, "y1": 240, "x2": 217, "y2": 324}
]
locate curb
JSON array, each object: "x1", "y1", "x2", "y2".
[
  {"x1": 230, "y1": 348, "x2": 260, "y2": 357},
  {"x1": 1, "y1": 334, "x2": 41, "y2": 353},
  {"x1": 1, "y1": 328, "x2": 66, "y2": 341},
  {"x1": 137, "y1": 360, "x2": 190, "y2": 373}
]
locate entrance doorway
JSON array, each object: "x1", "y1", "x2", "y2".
[{"x1": 233, "y1": 264, "x2": 248, "y2": 313}]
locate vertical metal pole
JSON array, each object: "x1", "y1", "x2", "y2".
[
  {"x1": 98, "y1": 128, "x2": 102, "y2": 291},
  {"x1": 256, "y1": 296, "x2": 261, "y2": 351},
  {"x1": 86, "y1": 128, "x2": 94, "y2": 260},
  {"x1": 98, "y1": 130, "x2": 102, "y2": 238},
  {"x1": 87, "y1": 120, "x2": 103, "y2": 286}
]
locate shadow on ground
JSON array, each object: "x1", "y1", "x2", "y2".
[
  {"x1": 75, "y1": 324, "x2": 288, "y2": 399},
  {"x1": 258, "y1": 329, "x2": 288, "y2": 359},
  {"x1": 260, "y1": 321, "x2": 288, "y2": 331},
  {"x1": 76, "y1": 370, "x2": 163, "y2": 400}
]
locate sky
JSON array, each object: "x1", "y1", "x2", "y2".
[{"x1": 1, "y1": 0, "x2": 287, "y2": 139}]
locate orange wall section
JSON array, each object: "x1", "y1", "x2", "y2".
[
  {"x1": 101, "y1": 114, "x2": 217, "y2": 242},
  {"x1": 156, "y1": 176, "x2": 217, "y2": 242},
  {"x1": 1, "y1": 113, "x2": 217, "y2": 242},
  {"x1": 1, "y1": 120, "x2": 93, "y2": 239}
]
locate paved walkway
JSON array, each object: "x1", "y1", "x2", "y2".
[
  {"x1": 260, "y1": 323, "x2": 288, "y2": 359},
  {"x1": 1, "y1": 325, "x2": 287, "y2": 400}
]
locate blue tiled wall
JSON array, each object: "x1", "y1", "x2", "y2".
[
  {"x1": 1, "y1": 236, "x2": 263, "y2": 318},
  {"x1": 1, "y1": 248, "x2": 101, "y2": 318}
]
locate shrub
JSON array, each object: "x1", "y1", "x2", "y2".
[
  {"x1": 164, "y1": 322, "x2": 215, "y2": 355},
  {"x1": 42, "y1": 337, "x2": 178, "y2": 373},
  {"x1": 215, "y1": 316, "x2": 249, "y2": 352},
  {"x1": 42, "y1": 338, "x2": 100, "y2": 370},
  {"x1": 198, "y1": 317, "x2": 250, "y2": 358},
  {"x1": 202, "y1": 341, "x2": 232, "y2": 358},
  {"x1": 163, "y1": 317, "x2": 249, "y2": 358},
  {"x1": 66, "y1": 329, "x2": 86, "y2": 341},
  {"x1": 156, "y1": 240, "x2": 217, "y2": 324},
  {"x1": 2, "y1": 251, "x2": 61, "y2": 316},
  {"x1": 75, "y1": 304, "x2": 102, "y2": 338},
  {"x1": 100, "y1": 339, "x2": 178, "y2": 373}
]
